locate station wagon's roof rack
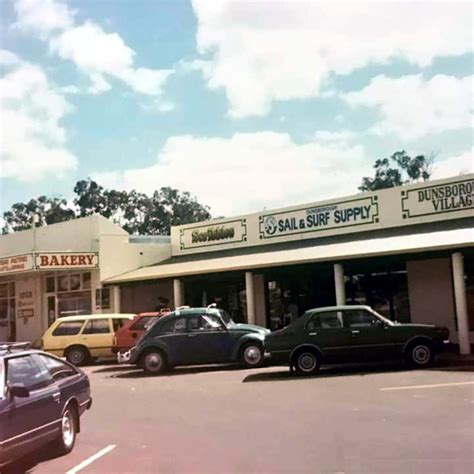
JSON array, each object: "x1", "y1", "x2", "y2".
[
  {"x1": 0, "y1": 342, "x2": 32, "y2": 353},
  {"x1": 175, "y1": 305, "x2": 190, "y2": 316}
]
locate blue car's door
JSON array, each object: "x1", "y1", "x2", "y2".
[
  {"x1": 2, "y1": 354, "x2": 60, "y2": 461},
  {"x1": 184, "y1": 314, "x2": 234, "y2": 364},
  {"x1": 155, "y1": 317, "x2": 190, "y2": 365}
]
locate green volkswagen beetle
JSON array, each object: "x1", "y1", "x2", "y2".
[
  {"x1": 265, "y1": 305, "x2": 450, "y2": 375},
  {"x1": 122, "y1": 306, "x2": 270, "y2": 374}
]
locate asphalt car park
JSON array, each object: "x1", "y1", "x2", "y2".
[{"x1": 5, "y1": 360, "x2": 473, "y2": 474}]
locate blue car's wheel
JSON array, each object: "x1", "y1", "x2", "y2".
[
  {"x1": 52, "y1": 404, "x2": 77, "y2": 455},
  {"x1": 240, "y1": 342, "x2": 264, "y2": 368},
  {"x1": 140, "y1": 349, "x2": 167, "y2": 375}
]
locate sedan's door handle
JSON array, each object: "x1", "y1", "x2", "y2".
[
  {"x1": 309, "y1": 332, "x2": 318, "y2": 336},
  {"x1": 52, "y1": 392, "x2": 61, "y2": 404},
  {"x1": 351, "y1": 330, "x2": 360, "y2": 334}
]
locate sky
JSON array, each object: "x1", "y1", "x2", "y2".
[{"x1": 0, "y1": 0, "x2": 473, "y2": 218}]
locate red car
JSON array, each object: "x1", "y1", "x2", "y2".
[{"x1": 113, "y1": 311, "x2": 170, "y2": 354}]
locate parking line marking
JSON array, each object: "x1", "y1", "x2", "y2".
[
  {"x1": 66, "y1": 444, "x2": 116, "y2": 474},
  {"x1": 380, "y1": 381, "x2": 474, "y2": 391}
]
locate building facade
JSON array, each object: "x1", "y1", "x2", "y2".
[
  {"x1": 0, "y1": 216, "x2": 170, "y2": 345},
  {"x1": 1, "y1": 174, "x2": 473, "y2": 354}
]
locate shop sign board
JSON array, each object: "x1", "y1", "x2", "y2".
[
  {"x1": 259, "y1": 196, "x2": 379, "y2": 239},
  {"x1": 179, "y1": 219, "x2": 247, "y2": 250},
  {"x1": 401, "y1": 177, "x2": 474, "y2": 219},
  {"x1": 0, "y1": 254, "x2": 34, "y2": 274},
  {"x1": 35, "y1": 252, "x2": 99, "y2": 270}
]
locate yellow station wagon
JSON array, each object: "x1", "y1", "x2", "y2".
[{"x1": 42, "y1": 314, "x2": 135, "y2": 365}]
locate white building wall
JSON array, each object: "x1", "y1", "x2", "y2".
[{"x1": 407, "y1": 258, "x2": 465, "y2": 343}]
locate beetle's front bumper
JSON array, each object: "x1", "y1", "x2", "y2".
[{"x1": 118, "y1": 350, "x2": 132, "y2": 364}]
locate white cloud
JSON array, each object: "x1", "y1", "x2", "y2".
[
  {"x1": 0, "y1": 55, "x2": 77, "y2": 182},
  {"x1": 343, "y1": 74, "x2": 473, "y2": 139},
  {"x1": 315, "y1": 130, "x2": 358, "y2": 142},
  {"x1": 13, "y1": 0, "x2": 73, "y2": 39},
  {"x1": 92, "y1": 132, "x2": 369, "y2": 216},
  {"x1": 0, "y1": 49, "x2": 20, "y2": 66},
  {"x1": 191, "y1": 1, "x2": 472, "y2": 118},
  {"x1": 14, "y1": 0, "x2": 173, "y2": 97},
  {"x1": 431, "y1": 150, "x2": 473, "y2": 179}
]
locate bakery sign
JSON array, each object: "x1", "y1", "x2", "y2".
[
  {"x1": 0, "y1": 254, "x2": 34, "y2": 274},
  {"x1": 402, "y1": 178, "x2": 474, "y2": 219},
  {"x1": 180, "y1": 219, "x2": 247, "y2": 250},
  {"x1": 35, "y1": 252, "x2": 99, "y2": 270},
  {"x1": 259, "y1": 196, "x2": 379, "y2": 239}
]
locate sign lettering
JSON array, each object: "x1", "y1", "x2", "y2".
[
  {"x1": 0, "y1": 254, "x2": 34, "y2": 274},
  {"x1": 260, "y1": 197, "x2": 378, "y2": 239},
  {"x1": 36, "y1": 253, "x2": 98, "y2": 269},
  {"x1": 402, "y1": 178, "x2": 474, "y2": 218}
]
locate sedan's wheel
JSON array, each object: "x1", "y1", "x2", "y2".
[
  {"x1": 241, "y1": 343, "x2": 264, "y2": 368},
  {"x1": 294, "y1": 351, "x2": 320, "y2": 376},
  {"x1": 66, "y1": 346, "x2": 89, "y2": 366},
  {"x1": 142, "y1": 350, "x2": 167, "y2": 375},
  {"x1": 52, "y1": 405, "x2": 77, "y2": 455},
  {"x1": 406, "y1": 342, "x2": 434, "y2": 368}
]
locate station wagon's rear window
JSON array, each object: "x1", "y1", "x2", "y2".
[
  {"x1": 83, "y1": 319, "x2": 111, "y2": 334},
  {"x1": 52, "y1": 321, "x2": 84, "y2": 336}
]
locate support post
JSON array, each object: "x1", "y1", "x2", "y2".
[
  {"x1": 334, "y1": 263, "x2": 346, "y2": 306},
  {"x1": 452, "y1": 252, "x2": 471, "y2": 355},
  {"x1": 173, "y1": 279, "x2": 184, "y2": 309},
  {"x1": 245, "y1": 271, "x2": 256, "y2": 325}
]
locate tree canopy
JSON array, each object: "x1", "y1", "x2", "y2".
[
  {"x1": 2, "y1": 179, "x2": 212, "y2": 235},
  {"x1": 359, "y1": 151, "x2": 433, "y2": 192}
]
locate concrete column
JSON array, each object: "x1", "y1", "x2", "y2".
[
  {"x1": 173, "y1": 278, "x2": 184, "y2": 308},
  {"x1": 334, "y1": 263, "x2": 346, "y2": 306},
  {"x1": 452, "y1": 252, "x2": 471, "y2": 355},
  {"x1": 245, "y1": 271, "x2": 256, "y2": 325},
  {"x1": 112, "y1": 286, "x2": 121, "y2": 313}
]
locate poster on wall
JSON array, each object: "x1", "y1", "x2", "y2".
[{"x1": 16, "y1": 278, "x2": 35, "y2": 319}]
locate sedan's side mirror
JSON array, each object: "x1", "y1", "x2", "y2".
[{"x1": 9, "y1": 384, "x2": 30, "y2": 398}]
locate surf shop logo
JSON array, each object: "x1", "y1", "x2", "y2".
[{"x1": 264, "y1": 216, "x2": 278, "y2": 235}]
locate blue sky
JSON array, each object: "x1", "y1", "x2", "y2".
[{"x1": 0, "y1": 0, "x2": 473, "y2": 217}]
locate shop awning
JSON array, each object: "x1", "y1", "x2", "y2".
[{"x1": 104, "y1": 227, "x2": 474, "y2": 283}]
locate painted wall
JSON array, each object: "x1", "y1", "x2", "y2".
[
  {"x1": 120, "y1": 280, "x2": 174, "y2": 314},
  {"x1": 407, "y1": 258, "x2": 461, "y2": 342},
  {"x1": 99, "y1": 235, "x2": 171, "y2": 282}
]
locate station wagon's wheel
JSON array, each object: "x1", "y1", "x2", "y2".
[
  {"x1": 65, "y1": 346, "x2": 90, "y2": 366},
  {"x1": 240, "y1": 342, "x2": 264, "y2": 368},
  {"x1": 141, "y1": 350, "x2": 167, "y2": 375},
  {"x1": 52, "y1": 404, "x2": 77, "y2": 455},
  {"x1": 405, "y1": 341, "x2": 434, "y2": 368},
  {"x1": 293, "y1": 349, "x2": 321, "y2": 376}
]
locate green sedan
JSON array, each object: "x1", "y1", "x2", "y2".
[{"x1": 265, "y1": 305, "x2": 450, "y2": 375}]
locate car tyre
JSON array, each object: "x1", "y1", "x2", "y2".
[
  {"x1": 293, "y1": 349, "x2": 321, "y2": 376},
  {"x1": 140, "y1": 349, "x2": 167, "y2": 375},
  {"x1": 240, "y1": 342, "x2": 264, "y2": 368},
  {"x1": 65, "y1": 346, "x2": 90, "y2": 366},
  {"x1": 405, "y1": 341, "x2": 434, "y2": 368},
  {"x1": 52, "y1": 404, "x2": 77, "y2": 455}
]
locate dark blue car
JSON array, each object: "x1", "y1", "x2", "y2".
[
  {"x1": 120, "y1": 307, "x2": 270, "y2": 374},
  {"x1": 0, "y1": 343, "x2": 92, "y2": 468}
]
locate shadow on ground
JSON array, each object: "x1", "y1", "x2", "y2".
[
  {"x1": 242, "y1": 361, "x2": 474, "y2": 383},
  {"x1": 1, "y1": 445, "x2": 63, "y2": 474}
]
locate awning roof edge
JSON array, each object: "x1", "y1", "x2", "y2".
[{"x1": 104, "y1": 228, "x2": 474, "y2": 284}]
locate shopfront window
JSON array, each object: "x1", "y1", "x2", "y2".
[
  {"x1": 0, "y1": 281, "x2": 15, "y2": 341},
  {"x1": 345, "y1": 269, "x2": 410, "y2": 323},
  {"x1": 46, "y1": 272, "x2": 93, "y2": 319},
  {"x1": 464, "y1": 255, "x2": 474, "y2": 330}
]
